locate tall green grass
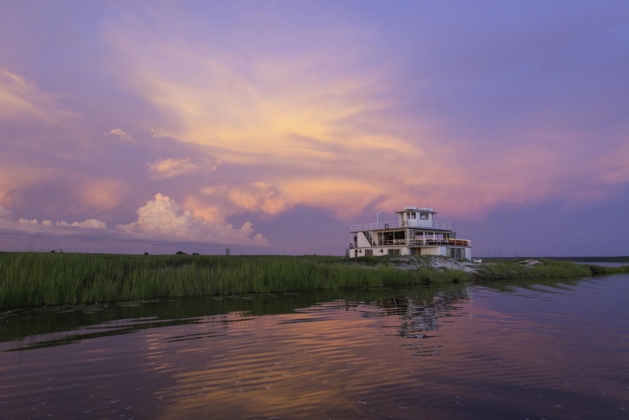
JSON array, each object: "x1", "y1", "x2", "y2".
[
  {"x1": 2, "y1": 253, "x2": 625, "y2": 310},
  {"x1": 0, "y1": 253, "x2": 469, "y2": 309},
  {"x1": 474, "y1": 259, "x2": 629, "y2": 280}
]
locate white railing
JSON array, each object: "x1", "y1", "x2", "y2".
[
  {"x1": 350, "y1": 219, "x2": 451, "y2": 232},
  {"x1": 376, "y1": 239, "x2": 471, "y2": 247},
  {"x1": 350, "y1": 220, "x2": 400, "y2": 231},
  {"x1": 432, "y1": 220, "x2": 451, "y2": 230}
]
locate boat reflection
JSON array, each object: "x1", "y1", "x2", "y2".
[{"x1": 1, "y1": 285, "x2": 470, "y2": 352}]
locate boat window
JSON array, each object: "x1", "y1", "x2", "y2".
[{"x1": 410, "y1": 212, "x2": 416, "y2": 219}]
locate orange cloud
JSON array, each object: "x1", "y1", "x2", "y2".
[
  {"x1": 228, "y1": 183, "x2": 289, "y2": 215},
  {"x1": 103, "y1": 15, "x2": 629, "y2": 223},
  {"x1": 147, "y1": 157, "x2": 219, "y2": 179},
  {"x1": 0, "y1": 165, "x2": 51, "y2": 208},
  {"x1": 148, "y1": 157, "x2": 200, "y2": 179},
  {"x1": 78, "y1": 179, "x2": 126, "y2": 211},
  {"x1": 181, "y1": 195, "x2": 225, "y2": 223}
]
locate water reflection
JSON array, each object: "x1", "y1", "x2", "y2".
[
  {"x1": 350, "y1": 290, "x2": 471, "y2": 357},
  {"x1": 0, "y1": 286, "x2": 470, "y2": 352},
  {"x1": 1, "y1": 276, "x2": 628, "y2": 419}
]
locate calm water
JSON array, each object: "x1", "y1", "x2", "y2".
[
  {"x1": 575, "y1": 262, "x2": 629, "y2": 267},
  {"x1": 1, "y1": 275, "x2": 628, "y2": 420}
]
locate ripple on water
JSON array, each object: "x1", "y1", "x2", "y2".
[{"x1": 1, "y1": 277, "x2": 629, "y2": 419}]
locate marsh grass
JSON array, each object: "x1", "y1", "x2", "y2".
[
  {"x1": 475, "y1": 259, "x2": 629, "y2": 280},
  {"x1": 2, "y1": 253, "x2": 625, "y2": 310},
  {"x1": 585, "y1": 264, "x2": 629, "y2": 275},
  {"x1": 0, "y1": 253, "x2": 469, "y2": 309}
]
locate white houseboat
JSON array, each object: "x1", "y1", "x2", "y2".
[{"x1": 349, "y1": 206, "x2": 472, "y2": 260}]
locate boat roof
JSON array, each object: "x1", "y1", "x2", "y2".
[{"x1": 395, "y1": 206, "x2": 436, "y2": 214}]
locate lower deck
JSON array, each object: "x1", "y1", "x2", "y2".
[
  {"x1": 350, "y1": 244, "x2": 471, "y2": 260},
  {"x1": 349, "y1": 228, "x2": 471, "y2": 261}
]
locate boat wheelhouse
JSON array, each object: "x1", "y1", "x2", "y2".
[{"x1": 349, "y1": 206, "x2": 471, "y2": 260}]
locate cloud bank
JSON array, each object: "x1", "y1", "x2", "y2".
[
  {"x1": 0, "y1": 196, "x2": 266, "y2": 248},
  {"x1": 116, "y1": 194, "x2": 267, "y2": 246}
]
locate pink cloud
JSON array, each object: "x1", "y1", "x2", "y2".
[
  {"x1": 116, "y1": 193, "x2": 267, "y2": 246},
  {"x1": 56, "y1": 219, "x2": 107, "y2": 229},
  {"x1": 1, "y1": 2, "x2": 628, "y2": 256},
  {"x1": 0, "y1": 68, "x2": 60, "y2": 123},
  {"x1": 105, "y1": 128, "x2": 134, "y2": 142},
  {"x1": 0, "y1": 194, "x2": 266, "y2": 248},
  {"x1": 148, "y1": 158, "x2": 199, "y2": 178}
]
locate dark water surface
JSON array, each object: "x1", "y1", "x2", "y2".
[{"x1": 1, "y1": 275, "x2": 628, "y2": 419}]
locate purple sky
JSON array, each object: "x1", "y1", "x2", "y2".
[{"x1": 1, "y1": 1, "x2": 628, "y2": 257}]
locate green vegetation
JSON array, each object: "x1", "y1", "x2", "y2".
[
  {"x1": 475, "y1": 259, "x2": 588, "y2": 279},
  {"x1": 474, "y1": 259, "x2": 629, "y2": 280},
  {"x1": 584, "y1": 264, "x2": 629, "y2": 275},
  {"x1": 0, "y1": 253, "x2": 468, "y2": 310},
  {"x1": 1, "y1": 252, "x2": 627, "y2": 310}
]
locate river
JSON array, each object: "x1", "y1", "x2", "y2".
[{"x1": 1, "y1": 274, "x2": 628, "y2": 419}]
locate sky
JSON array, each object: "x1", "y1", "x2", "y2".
[{"x1": 1, "y1": 0, "x2": 628, "y2": 257}]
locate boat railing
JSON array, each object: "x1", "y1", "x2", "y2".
[
  {"x1": 350, "y1": 219, "x2": 452, "y2": 232},
  {"x1": 431, "y1": 220, "x2": 451, "y2": 230},
  {"x1": 376, "y1": 239, "x2": 471, "y2": 247}
]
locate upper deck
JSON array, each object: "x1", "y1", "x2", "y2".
[
  {"x1": 350, "y1": 219, "x2": 451, "y2": 232},
  {"x1": 350, "y1": 205, "x2": 453, "y2": 232}
]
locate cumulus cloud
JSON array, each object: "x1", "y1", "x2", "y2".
[
  {"x1": 56, "y1": 219, "x2": 107, "y2": 229},
  {"x1": 147, "y1": 158, "x2": 201, "y2": 179},
  {"x1": 116, "y1": 193, "x2": 267, "y2": 246},
  {"x1": 18, "y1": 218, "x2": 39, "y2": 225},
  {"x1": 0, "y1": 195, "x2": 266, "y2": 250},
  {"x1": 16, "y1": 217, "x2": 107, "y2": 229},
  {"x1": 0, "y1": 209, "x2": 108, "y2": 238},
  {"x1": 105, "y1": 128, "x2": 134, "y2": 142}
]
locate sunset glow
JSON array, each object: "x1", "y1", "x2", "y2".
[{"x1": 1, "y1": 1, "x2": 628, "y2": 256}]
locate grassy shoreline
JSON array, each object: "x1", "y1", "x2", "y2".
[
  {"x1": 1, "y1": 252, "x2": 627, "y2": 310},
  {"x1": 471, "y1": 258, "x2": 629, "y2": 279}
]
